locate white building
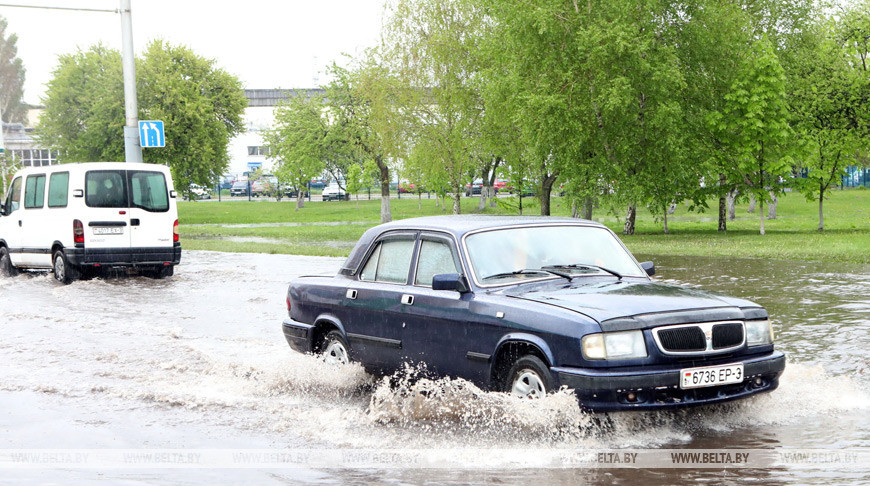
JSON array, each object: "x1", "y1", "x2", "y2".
[{"x1": 227, "y1": 89, "x2": 324, "y2": 178}]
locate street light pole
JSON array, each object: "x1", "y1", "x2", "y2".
[{"x1": 119, "y1": 0, "x2": 142, "y2": 163}]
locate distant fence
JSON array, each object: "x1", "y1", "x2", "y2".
[{"x1": 842, "y1": 166, "x2": 870, "y2": 188}]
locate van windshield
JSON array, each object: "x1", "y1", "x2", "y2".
[{"x1": 86, "y1": 170, "x2": 169, "y2": 212}]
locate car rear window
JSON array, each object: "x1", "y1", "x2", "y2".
[
  {"x1": 86, "y1": 170, "x2": 128, "y2": 208},
  {"x1": 85, "y1": 169, "x2": 169, "y2": 212}
]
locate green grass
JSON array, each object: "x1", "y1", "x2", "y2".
[{"x1": 178, "y1": 189, "x2": 870, "y2": 263}]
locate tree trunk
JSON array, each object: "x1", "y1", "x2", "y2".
[
  {"x1": 377, "y1": 158, "x2": 392, "y2": 223},
  {"x1": 452, "y1": 193, "x2": 461, "y2": 215},
  {"x1": 747, "y1": 193, "x2": 756, "y2": 213},
  {"x1": 583, "y1": 197, "x2": 593, "y2": 220},
  {"x1": 759, "y1": 197, "x2": 765, "y2": 235},
  {"x1": 727, "y1": 189, "x2": 737, "y2": 220},
  {"x1": 624, "y1": 204, "x2": 636, "y2": 235},
  {"x1": 296, "y1": 192, "x2": 305, "y2": 211},
  {"x1": 818, "y1": 185, "x2": 825, "y2": 231},
  {"x1": 540, "y1": 174, "x2": 557, "y2": 216},
  {"x1": 571, "y1": 200, "x2": 580, "y2": 218},
  {"x1": 663, "y1": 209, "x2": 669, "y2": 234},
  {"x1": 767, "y1": 191, "x2": 777, "y2": 219},
  {"x1": 718, "y1": 195, "x2": 727, "y2": 231},
  {"x1": 418, "y1": 192, "x2": 422, "y2": 210}
]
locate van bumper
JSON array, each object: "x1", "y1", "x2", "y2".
[{"x1": 65, "y1": 243, "x2": 182, "y2": 267}]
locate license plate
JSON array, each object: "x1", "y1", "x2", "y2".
[
  {"x1": 680, "y1": 363, "x2": 744, "y2": 389},
  {"x1": 93, "y1": 227, "x2": 124, "y2": 235}
]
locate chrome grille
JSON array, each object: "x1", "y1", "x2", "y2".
[{"x1": 652, "y1": 321, "x2": 746, "y2": 356}]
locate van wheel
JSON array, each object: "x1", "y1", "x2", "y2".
[
  {"x1": 0, "y1": 246, "x2": 18, "y2": 277},
  {"x1": 52, "y1": 249, "x2": 79, "y2": 284},
  {"x1": 144, "y1": 265, "x2": 174, "y2": 279},
  {"x1": 505, "y1": 355, "x2": 553, "y2": 399}
]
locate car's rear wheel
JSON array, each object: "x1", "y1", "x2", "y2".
[
  {"x1": 320, "y1": 330, "x2": 349, "y2": 365},
  {"x1": 0, "y1": 246, "x2": 18, "y2": 277},
  {"x1": 53, "y1": 249, "x2": 79, "y2": 284},
  {"x1": 505, "y1": 355, "x2": 553, "y2": 399}
]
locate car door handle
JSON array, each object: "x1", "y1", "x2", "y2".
[
  {"x1": 18, "y1": 220, "x2": 22, "y2": 227},
  {"x1": 401, "y1": 294, "x2": 414, "y2": 305},
  {"x1": 130, "y1": 218, "x2": 140, "y2": 226},
  {"x1": 346, "y1": 289, "x2": 357, "y2": 300}
]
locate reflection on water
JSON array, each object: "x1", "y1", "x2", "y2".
[{"x1": 0, "y1": 252, "x2": 867, "y2": 484}]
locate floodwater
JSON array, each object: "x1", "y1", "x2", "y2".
[{"x1": 0, "y1": 251, "x2": 868, "y2": 484}]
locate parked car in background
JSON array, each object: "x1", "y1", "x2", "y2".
[
  {"x1": 281, "y1": 216, "x2": 784, "y2": 411},
  {"x1": 0, "y1": 162, "x2": 181, "y2": 283},
  {"x1": 308, "y1": 179, "x2": 327, "y2": 190},
  {"x1": 284, "y1": 187, "x2": 310, "y2": 199},
  {"x1": 230, "y1": 180, "x2": 249, "y2": 197},
  {"x1": 321, "y1": 182, "x2": 348, "y2": 201},
  {"x1": 190, "y1": 184, "x2": 211, "y2": 200},
  {"x1": 465, "y1": 179, "x2": 484, "y2": 196},
  {"x1": 250, "y1": 180, "x2": 266, "y2": 197},
  {"x1": 494, "y1": 178, "x2": 510, "y2": 192}
]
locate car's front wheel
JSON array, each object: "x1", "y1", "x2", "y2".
[
  {"x1": 320, "y1": 330, "x2": 349, "y2": 365},
  {"x1": 52, "y1": 249, "x2": 79, "y2": 284},
  {"x1": 0, "y1": 246, "x2": 18, "y2": 277},
  {"x1": 505, "y1": 355, "x2": 553, "y2": 399}
]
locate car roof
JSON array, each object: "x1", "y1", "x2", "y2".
[{"x1": 340, "y1": 215, "x2": 606, "y2": 275}]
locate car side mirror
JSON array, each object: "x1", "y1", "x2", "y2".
[
  {"x1": 640, "y1": 261, "x2": 655, "y2": 276},
  {"x1": 170, "y1": 190, "x2": 177, "y2": 199},
  {"x1": 73, "y1": 189, "x2": 84, "y2": 198},
  {"x1": 432, "y1": 273, "x2": 469, "y2": 293}
]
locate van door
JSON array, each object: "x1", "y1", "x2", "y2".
[
  {"x1": 126, "y1": 169, "x2": 174, "y2": 251},
  {"x1": 19, "y1": 173, "x2": 50, "y2": 267},
  {"x1": 83, "y1": 170, "x2": 132, "y2": 251},
  {"x1": 1, "y1": 177, "x2": 23, "y2": 265}
]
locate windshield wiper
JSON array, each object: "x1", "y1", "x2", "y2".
[
  {"x1": 541, "y1": 264, "x2": 623, "y2": 280},
  {"x1": 482, "y1": 268, "x2": 572, "y2": 281}
]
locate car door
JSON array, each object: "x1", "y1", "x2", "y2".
[
  {"x1": 400, "y1": 233, "x2": 475, "y2": 378},
  {"x1": 1, "y1": 176, "x2": 24, "y2": 265},
  {"x1": 126, "y1": 169, "x2": 174, "y2": 256},
  {"x1": 19, "y1": 173, "x2": 49, "y2": 267},
  {"x1": 83, "y1": 169, "x2": 132, "y2": 252},
  {"x1": 341, "y1": 231, "x2": 418, "y2": 373}
]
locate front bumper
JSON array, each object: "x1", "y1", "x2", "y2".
[
  {"x1": 65, "y1": 243, "x2": 182, "y2": 267},
  {"x1": 553, "y1": 351, "x2": 786, "y2": 412}
]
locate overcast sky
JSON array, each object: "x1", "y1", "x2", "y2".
[{"x1": 1, "y1": 0, "x2": 385, "y2": 105}]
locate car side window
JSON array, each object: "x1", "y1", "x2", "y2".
[
  {"x1": 4, "y1": 177, "x2": 22, "y2": 215},
  {"x1": 359, "y1": 238, "x2": 415, "y2": 284},
  {"x1": 24, "y1": 174, "x2": 46, "y2": 209},
  {"x1": 415, "y1": 239, "x2": 459, "y2": 287},
  {"x1": 48, "y1": 172, "x2": 70, "y2": 208}
]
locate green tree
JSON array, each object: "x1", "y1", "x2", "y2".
[
  {"x1": 381, "y1": 0, "x2": 485, "y2": 215},
  {"x1": 0, "y1": 16, "x2": 26, "y2": 123},
  {"x1": 711, "y1": 37, "x2": 795, "y2": 235},
  {"x1": 37, "y1": 41, "x2": 246, "y2": 198},
  {"x1": 264, "y1": 91, "x2": 329, "y2": 210}
]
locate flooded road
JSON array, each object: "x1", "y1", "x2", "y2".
[{"x1": 0, "y1": 251, "x2": 868, "y2": 484}]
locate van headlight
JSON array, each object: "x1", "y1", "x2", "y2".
[
  {"x1": 745, "y1": 320, "x2": 774, "y2": 346},
  {"x1": 582, "y1": 331, "x2": 648, "y2": 360}
]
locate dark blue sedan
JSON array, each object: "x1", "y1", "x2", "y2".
[{"x1": 282, "y1": 216, "x2": 785, "y2": 411}]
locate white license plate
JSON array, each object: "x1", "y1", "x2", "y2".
[
  {"x1": 93, "y1": 227, "x2": 124, "y2": 235},
  {"x1": 680, "y1": 363, "x2": 744, "y2": 389}
]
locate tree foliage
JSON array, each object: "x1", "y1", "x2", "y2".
[
  {"x1": 37, "y1": 40, "x2": 246, "y2": 197},
  {"x1": 0, "y1": 16, "x2": 26, "y2": 123}
]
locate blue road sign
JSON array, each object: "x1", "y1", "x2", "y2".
[
  {"x1": 247, "y1": 162, "x2": 262, "y2": 169},
  {"x1": 139, "y1": 120, "x2": 165, "y2": 148}
]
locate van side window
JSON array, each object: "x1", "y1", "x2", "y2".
[
  {"x1": 4, "y1": 177, "x2": 21, "y2": 215},
  {"x1": 86, "y1": 171, "x2": 127, "y2": 208},
  {"x1": 128, "y1": 171, "x2": 169, "y2": 212},
  {"x1": 24, "y1": 174, "x2": 46, "y2": 209},
  {"x1": 48, "y1": 172, "x2": 70, "y2": 208}
]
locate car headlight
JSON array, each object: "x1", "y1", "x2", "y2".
[
  {"x1": 582, "y1": 331, "x2": 648, "y2": 360},
  {"x1": 745, "y1": 319, "x2": 774, "y2": 346}
]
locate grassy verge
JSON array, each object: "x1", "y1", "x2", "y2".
[{"x1": 178, "y1": 189, "x2": 870, "y2": 263}]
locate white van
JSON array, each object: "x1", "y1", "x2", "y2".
[{"x1": 0, "y1": 162, "x2": 181, "y2": 283}]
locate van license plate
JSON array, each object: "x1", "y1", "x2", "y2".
[
  {"x1": 680, "y1": 363, "x2": 744, "y2": 389},
  {"x1": 93, "y1": 227, "x2": 124, "y2": 235}
]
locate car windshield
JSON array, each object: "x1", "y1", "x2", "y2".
[{"x1": 465, "y1": 225, "x2": 645, "y2": 284}]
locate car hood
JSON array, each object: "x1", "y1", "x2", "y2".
[{"x1": 505, "y1": 280, "x2": 766, "y2": 331}]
